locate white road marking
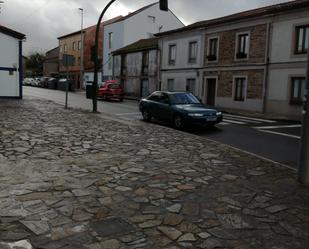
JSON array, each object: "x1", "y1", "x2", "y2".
[
  {"x1": 224, "y1": 114, "x2": 276, "y2": 123},
  {"x1": 223, "y1": 119, "x2": 246, "y2": 125},
  {"x1": 218, "y1": 122, "x2": 230, "y2": 125},
  {"x1": 224, "y1": 116, "x2": 261, "y2": 124},
  {"x1": 254, "y1": 124, "x2": 302, "y2": 129},
  {"x1": 259, "y1": 130, "x2": 300, "y2": 139}
]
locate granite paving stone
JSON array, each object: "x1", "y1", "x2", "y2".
[{"x1": 0, "y1": 99, "x2": 308, "y2": 249}]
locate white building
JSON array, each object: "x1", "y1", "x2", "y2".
[
  {"x1": 102, "y1": 2, "x2": 184, "y2": 80},
  {"x1": 266, "y1": 5, "x2": 309, "y2": 119},
  {"x1": 0, "y1": 25, "x2": 25, "y2": 99}
]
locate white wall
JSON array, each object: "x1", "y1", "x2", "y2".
[
  {"x1": 0, "y1": 33, "x2": 20, "y2": 97},
  {"x1": 123, "y1": 3, "x2": 184, "y2": 46},
  {"x1": 103, "y1": 21, "x2": 124, "y2": 78},
  {"x1": 160, "y1": 31, "x2": 204, "y2": 70},
  {"x1": 161, "y1": 70, "x2": 200, "y2": 95},
  {"x1": 270, "y1": 10, "x2": 309, "y2": 63},
  {"x1": 103, "y1": 3, "x2": 184, "y2": 78}
]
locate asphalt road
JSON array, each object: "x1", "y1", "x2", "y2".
[{"x1": 24, "y1": 86, "x2": 301, "y2": 169}]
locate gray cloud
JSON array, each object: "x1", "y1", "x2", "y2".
[{"x1": 0, "y1": 0, "x2": 292, "y2": 55}]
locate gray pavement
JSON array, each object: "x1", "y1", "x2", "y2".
[
  {"x1": 23, "y1": 86, "x2": 300, "y2": 168},
  {"x1": 0, "y1": 98, "x2": 308, "y2": 249}
]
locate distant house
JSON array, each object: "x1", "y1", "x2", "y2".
[
  {"x1": 0, "y1": 25, "x2": 25, "y2": 99},
  {"x1": 43, "y1": 47, "x2": 59, "y2": 77},
  {"x1": 103, "y1": 2, "x2": 184, "y2": 81},
  {"x1": 58, "y1": 16, "x2": 122, "y2": 89},
  {"x1": 112, "y1": 38, "x2": 159, "y2": 98}
]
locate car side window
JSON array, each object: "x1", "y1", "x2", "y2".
[
  {"x1": 148, "y1": 93, "x2": 160, "y2": 102},
  {"x1": 159, "y1": 94, "x2": 170, "y2": 104}
]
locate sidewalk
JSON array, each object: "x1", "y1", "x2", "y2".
[{"x1": 0, "y1": 98, "x2": 308, "y2": 249}]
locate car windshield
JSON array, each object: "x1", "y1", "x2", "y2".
[{"x1": 169, "y1": 93, "x2": 201, "y2": 105}]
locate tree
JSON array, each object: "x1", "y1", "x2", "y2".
[{"x1": 25, "y1": 52, "x2": 45, "y2": 76}]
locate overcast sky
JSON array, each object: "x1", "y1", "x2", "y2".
[{"x1": 0, "y1": 0, "x2": 292, "y2": 55}]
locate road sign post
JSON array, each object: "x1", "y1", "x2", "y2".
[
  {"x1": 62, "y1": 54, "x2": 75, "y2": 109},
  {"x1": 298, "y1": 39, "x2": 309, "y2": 184}
]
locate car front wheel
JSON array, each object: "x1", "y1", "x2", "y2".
[
  {"x1": 174, "y1": 115, "x2": 183, "y2": 129},
  {"x1": 142, "y1": 109, "x2": 151, "y2": 122}
]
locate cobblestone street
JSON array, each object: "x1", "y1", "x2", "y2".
[{"x1": 0, "y1": 99, "x2": 308, "y2": 249}]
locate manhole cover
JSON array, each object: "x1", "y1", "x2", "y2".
[{"x1": 92, "y1": 218, "x2": 134, "y2": 237}]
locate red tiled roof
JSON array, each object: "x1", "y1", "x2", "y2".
[
  {"x1": 0, "y1": 25, "x2": 25, "y2": 39},
  {"x1": 156, "y1": 0, "x2": 309, "y2": 36}
]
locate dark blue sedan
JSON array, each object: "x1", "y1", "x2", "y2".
[{"x1": 139, "y1": 91, "x2": 223, "y2": 128}]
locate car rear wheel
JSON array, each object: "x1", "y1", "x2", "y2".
[
  {"x1": 174, "y1": 115, "x2": 183, "y2": 129},
  {"x1": 142, "y1": 109, "x2": 151, "y2": 122}
]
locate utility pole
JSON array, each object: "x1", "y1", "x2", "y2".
[
  {"x1": 92, "y1": 0, "x2": 169, "y2": 113},
  {"x1": 298, "y1": 38, "x2": 309, "y2": 185},
  {"x1": 79, "y1": 8, "x2": 84, "y2": 90}
]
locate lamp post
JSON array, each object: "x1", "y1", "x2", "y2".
[
  {"x1": 79, "y1": 8, "x2": 84, "y2": 90},
  {"x1": 92, "y1": 0, "x2": 168, "y2": 113}
]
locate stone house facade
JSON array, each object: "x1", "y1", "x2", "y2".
[
  {"x1": 112, "y1": 38, "x2": 159, "y2": 99},
  {"x1": 156, "y1": 0, "x2": 309, "y2": 119}
]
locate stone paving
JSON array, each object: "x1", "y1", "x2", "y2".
[{"x1": 0, "y1": 99, "x2": 308, "y2": 249}]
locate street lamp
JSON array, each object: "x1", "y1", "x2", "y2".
[
  {"x1": 92, "y1": 0, "x2": 168, "y2": 113},
  {"x1": 79, "y1": 8, "x2": 84, "y2": 90}
]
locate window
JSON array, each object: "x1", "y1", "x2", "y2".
[
  {"x1": 108, "y1": 54, "x2": 113, "y2": 70},
  {"x1": 168, "y1": 44, "x2": 176, "y2": 65},
  {"x1": 64, "y1": 44, "x2": 68, "y2": 53},
  {"x1": 188, "y1": 41, "x2": 198, "y2": 63},
  {"x1": 186, "y1": 79, "x2": 196, "y2": 93},
  {"x1": 207, "y1": 38, "x2": 218, "y2": 61},
  {"x1": 73, "y1": 42, "x2": 76, "y2": 51},
  {"x1": 142, "y1": 52, "x2": 149, "y2": 75},
  {"x1": 295, "y1": 25, "x2": 309, "y2": 54},
  {"x1": 78, "y1": 41, "x2": 82, "y2": 50},
  {"x1": 109, "y1": 32, "x2": 113, "y2": 49},
  {"x1": 78, "y1": 57, "x2": 81, "y2": 66},
  {"x1": 291, "y1": 77, "x2": 306, "y2": 104},
  {"x1": 167, "y1": 79, "x2": 174, "y2": 91},
  {"x1": 148, "y1": 92, "x2": 161, "y2": 102},
  {"x1": 148, "y1": 16, "x2": 156, "y2": 23},
  {"x1": 121, "y1": 55, "x2": 127, "y2": 76},
  {"x1": 234, "y1": 77, "x2": 246, "y2": 101},
  {"x1": 60, "y1": 45, "x2": 63, "y2": 53},
  {"x1": 236, "y1": 33, "x2": 249, "y2": 59}
]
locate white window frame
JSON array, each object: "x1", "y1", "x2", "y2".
[
  {"x1": 168, "y1": 44, "x2": 177, "y2": 66},
  {"x1": 207, "y1": 36, "x2": 220, "y2": 63},
  {"x1": 188, "y1": 40, "x2": 198, "y2": 64},
  {"x1": 108, "y1": 32, "x2": 113, "y2": 49},
  {"x1": 232, "y1": 75, "x2": 248, "y2": 102},
  {"x1": 235, "y1": 31, "x2": 250, "y2": 61}
]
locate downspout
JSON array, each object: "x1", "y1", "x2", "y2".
[
  {"x1": 263, "y1": 19, "x2": 273, "y2": 113},
  {"x1": 158, "y1": 38, "x2": 163, "y2": 90}
]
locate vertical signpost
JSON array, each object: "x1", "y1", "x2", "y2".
[
  {"x1": 62, "y1": 54, "x2": 75, "y2": 109},
  {"x1": 298, "y1": 38, "x2": 309, "y2": 185}
]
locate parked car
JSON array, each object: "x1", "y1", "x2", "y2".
[
  {"x1": 97, "y1": 80, "x2": 124, "y2": 101},
  {"x1": 40, "y1": 77, "x2": 50, "y2": 88},
  {"x1": 23, "y1": 78, "x2": 32, "y2": 86},
  {"x1": 57, "y1": 78, "x2": 74, "y2": 91},
  {"x1": 47, "y1": 78, "x2": 58, "y2": 89},
  {"x1": 139, "y1": 91, "x2": 223, "y2": 128}
]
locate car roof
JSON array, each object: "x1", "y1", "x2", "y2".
[{"x1": 152, "y1": 91, "x2": 192, "y2": 95}]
